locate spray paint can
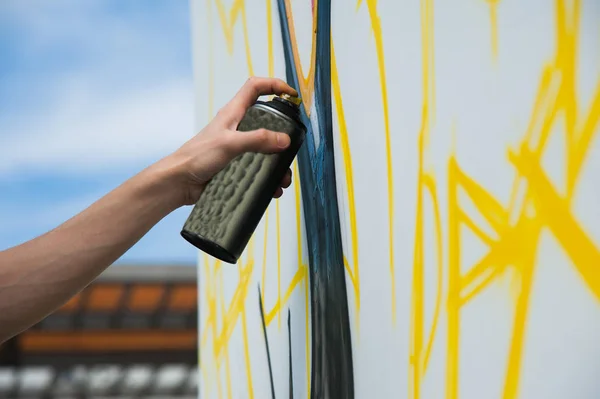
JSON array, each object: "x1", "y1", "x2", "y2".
[{"x1": 180, "y1": 93, "x2": 307, "y2": 264}]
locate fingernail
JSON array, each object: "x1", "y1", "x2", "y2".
[{"x1": 277, "y1": 133, "x2": 291, "y2": 148}]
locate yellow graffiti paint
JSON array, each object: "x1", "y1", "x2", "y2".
[
  {"x1": 421, "y1": 173, "x2": 443, "y2": 374},
  {"x1": 280, "y1": 0, "x2": 317, "y2": 114},
  {"x1": 277, "y1": 201, "x2": 282, "y2": 330},
  {"x1": 442, "y1": 2, "x2": 599, "y2": 399},
  {"x1": 207, "y1": 0, "x2": 215, "y2": 119},
  {"x1": 200, "y1": 3, "x2": 315, "y2": 398},
  {"x1": 266, "y1": 265, "x2": 307, "y2": 325},
  {"x1": 486, "y1": 0, "x2": 500, "y2": 61},
  {"x1": 214, "y1": 0, "x2": 254, "y2": 74},
  {"x1": 331, "y1": 43, "x2": 361, "y2": 330},
  {"x1": 240, "y1": 262, "x2": 255, "y2": 399},
  {"x1": 356, "y1": 0, "x2": 396, "y2": 323},
  {"x1": 214, "y1": 262, "x2": 253, "y2": 356},
  {"x1": 410, "y1": 0, "x2": 441, "y2": 398},
  {"x1": 219, "y1": 271, "x2": 233, "y2": 399},
  {"x1": 407, "y1": 1, "x2": 599, "y2": 398},
  {"x1": 200, "y1": 1, "x2": 599, "y2": 398},
  {"x1": 266, "y1": 0, "x2": 274, "y2": 77}
]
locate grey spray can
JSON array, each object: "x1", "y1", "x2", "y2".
[{"x1": 180, "y1": 93, "x2": 307, "y2": 264}]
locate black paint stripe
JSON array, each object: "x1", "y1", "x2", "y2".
[
  {"x1": 258, "y1": 284, "x2": 276, "y2": 399},
  {"x1": 288, "y1": 308, "x2": 293, "y2": 399}
]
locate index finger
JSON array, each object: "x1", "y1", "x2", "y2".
[{"x1": 221, "y1": 76, "x2": 298, "y2": 127}]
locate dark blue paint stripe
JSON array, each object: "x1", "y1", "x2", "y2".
[{"x1": 276, "y1": 1, "x2": 355, "y2": 398}]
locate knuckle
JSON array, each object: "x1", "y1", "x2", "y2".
[
  {"x1": 220, "y1": 130, "x2": 238, "y2": 153},
  {"x1": 244, "y1": 76, "x2": 262, "y2": 97},
  {"x1": 256, "y1": 128, "x2": 270, "y2": 142},
  {"x1": 246, "y1": 76, "x2": 259, "y2": 87},
  {"x1": 215, "y1": 106, "x2": 233, "y2": 122}
]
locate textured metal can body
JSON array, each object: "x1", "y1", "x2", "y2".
[{"x1": 180, "y1": 100, "x2": 306, "y2": 264}]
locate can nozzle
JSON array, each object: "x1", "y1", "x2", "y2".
[{"x1": 278, "y1": 93, "x2": 302, "y2": 108}]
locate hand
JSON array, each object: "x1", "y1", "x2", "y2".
[{"x1": 167, "y1": 77, "x2": 298, "y2": 205}]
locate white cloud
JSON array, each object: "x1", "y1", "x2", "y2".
[
  {"x1": 0, "y1": 0, "x2": 196, "y2": 177},
  {"x1": 0, "y1": 1, "x2": 198, "y2": 261},
  {"x1": 0, "y1": 1, "x2": 188, "y2": 58},
  {"x1": 0, "y1": 79, "x2": 195, "y2": 176}
]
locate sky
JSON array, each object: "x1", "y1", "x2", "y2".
[{"x1": 0, "y1": 0, "x2": 199, "y2": 265}]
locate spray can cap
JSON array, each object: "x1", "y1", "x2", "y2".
[{"x1": 277, "y1": 93, "x2": 302, "y2": 108}]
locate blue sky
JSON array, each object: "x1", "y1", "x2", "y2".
[{"x1": 0, "y1": 1, "x2": 199, "y2": 264}]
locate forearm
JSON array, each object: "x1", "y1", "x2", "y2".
[
  {"x1": 0, "y1": 156, "x2": 185, "y2": 342},
  {"x1": 0, "y1": 77, "x2": 298, "y2": 344}
]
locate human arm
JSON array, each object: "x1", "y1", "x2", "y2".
[{"x1": 0, "y1": 77, "x2": 297, "y2": 343}]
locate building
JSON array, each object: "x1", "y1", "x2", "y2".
[{"x1": 0, "y1": 264, "x2": 198, "y2": 398}]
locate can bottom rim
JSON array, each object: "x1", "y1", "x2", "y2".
[{"x1": 180, "y1": 229, "x2": 238, "y2": 264}]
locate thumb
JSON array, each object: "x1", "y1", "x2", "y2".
[{"x1": 227, "y1": 128, "x2": 291, "y2": 155}]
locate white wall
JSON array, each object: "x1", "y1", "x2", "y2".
[{"x1": 191, "y1": 0, "x2": 600, "y2": 398}]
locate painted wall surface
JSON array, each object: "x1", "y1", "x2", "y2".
[{"x1": 190, "y1": 0, "x2": 600, "y2": 398}]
